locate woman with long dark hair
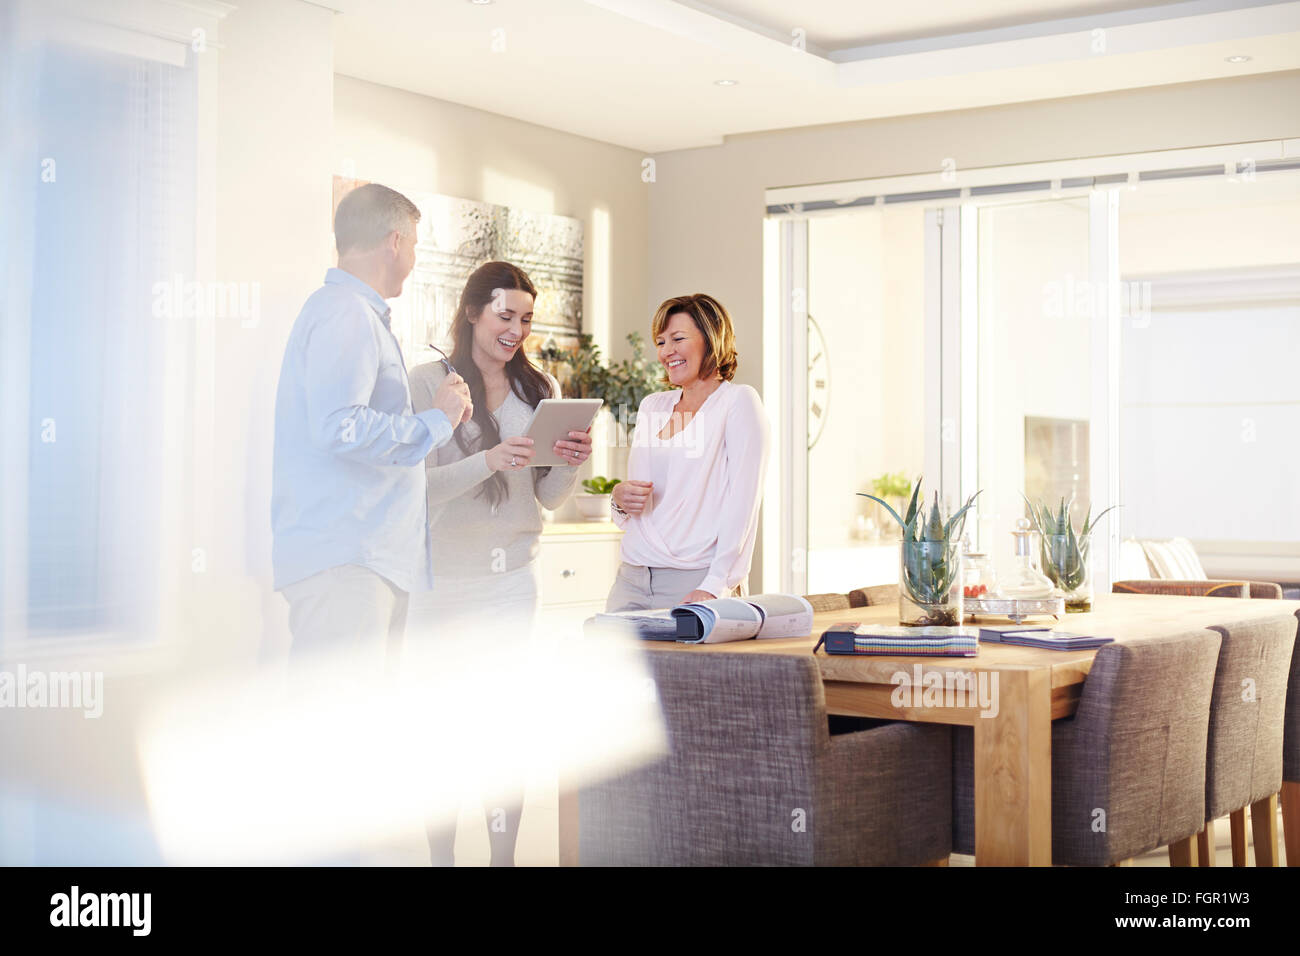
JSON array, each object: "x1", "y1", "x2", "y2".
[{"x1": 407, "y1": 260, "x2": 592, "y2": 866}]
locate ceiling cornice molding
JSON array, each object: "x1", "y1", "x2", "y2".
[
  {"x1": 834, "y1": 0, "x2": 1300, "y2": 85},
  {"x1": 829, "y1": 0, "x2": 1290, "y2": 60}
]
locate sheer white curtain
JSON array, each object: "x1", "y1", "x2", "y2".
[{"x1": 0, "y1": 4, "x2": 196, "y2": 645}]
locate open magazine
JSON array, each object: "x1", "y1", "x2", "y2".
[{"x1": 593, "y1": 594, "x2": 814, "y2": 644}]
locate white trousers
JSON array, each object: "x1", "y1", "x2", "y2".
[
  {"x1": 280, "y1": 564, "x2": 407, "y2": 675},
  {"x1": 406, "y1": 562, "x2": 541, "y2": 645}
]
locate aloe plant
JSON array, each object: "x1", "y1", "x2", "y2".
[
  {"x1": 859, "y1": 479, "x2": 981, "y2": 625},
  {"x1": 1023, "y1": 494, "x2": 1117, "y2": 605},
  {"x1": 581, "y1": 476, "x2": 621, "y2": 495}
]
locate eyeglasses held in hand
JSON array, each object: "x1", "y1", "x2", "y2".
[{"x1": 426, "y1": 344, "x2": 457, "y2": 377}]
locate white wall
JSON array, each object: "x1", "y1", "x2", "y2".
[
  {"x1": 207, "y1": 0, "x2": 336, "y2": 668},
  {"x1": 333, "y1": 75, "x2": 649, "y2": 360}
]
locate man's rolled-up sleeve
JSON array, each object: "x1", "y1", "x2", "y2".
[{"x1": 303, "y1": 306, "x2": 450, "y2": 466}]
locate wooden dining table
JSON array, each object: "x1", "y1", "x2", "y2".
[{"x1": 557, "y1": 592, "x2": 1300, "y2": 866}]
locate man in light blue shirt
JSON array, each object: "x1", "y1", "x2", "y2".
[{"x1": 272, "y1": 183, "x2": 471, "y2": 664}]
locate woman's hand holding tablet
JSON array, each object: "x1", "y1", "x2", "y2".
[{"x1": 486, "y1": 436, "x2": 536, "y2": 472}]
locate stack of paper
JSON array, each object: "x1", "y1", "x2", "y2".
[
  {"x1": 589, "y1": 609, "x2": 678, "y2": 640},
  {"x1": 978, "y1": 625, "x2": 1051, "y2": 643},
  {"x1": 999, "y1": 630, "x2": 1114, "y2": 650}
]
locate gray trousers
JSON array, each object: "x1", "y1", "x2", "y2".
[{"x1": 604, "y1": 562, "x2": 744, "y2": 612}]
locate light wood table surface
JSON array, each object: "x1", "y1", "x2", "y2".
[{"x1": 558, "y1": 593, "x2": 1300, "y2": 866}]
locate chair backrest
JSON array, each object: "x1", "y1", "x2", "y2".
[
  {"x1": 1204, "y1": 616, "x2": 1298, "y2": 817},
  {"x1": 1113, "y1": 580, "x2": 1248, "y2": 598},
  {"x1": 953, "y1": 629, "x2": 1222, "y2": 862},
  {"x1": 803, "y1": 592, "x2": 850, "y2": 613},
  {"x1": 579, "y1": 652, "x2": 829, "y2": 865},
  {"x1": 847, "y1": 583, "x2": 896, "y2": 608},
  {"x1": 1052, "y1": 629, "x2": 1223, "y2": 865}
]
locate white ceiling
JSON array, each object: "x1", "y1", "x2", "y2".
[{"x1": 330, "y1": 0, "x2": 1300, "y2": 152}]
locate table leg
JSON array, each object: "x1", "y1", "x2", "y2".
[
  {"x1": 973, "y1": 668, "x2": 1053, "y2": 866},
  {"x1": 558, "y1": 780, "x2": 579, "y2": 867}
]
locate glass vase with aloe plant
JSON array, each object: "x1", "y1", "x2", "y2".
[
  {"x1": 1022, "y1": 495, "x2": 1117, "y2": 613},
  {"x1": 859, "y1": 480, "x2": 982, "y2": 627}
]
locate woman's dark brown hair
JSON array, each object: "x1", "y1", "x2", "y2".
[
  {"x1": 650, "y1": 293, "x2": 739, "y2": 385},
  {"x1": 449, "y1": 260, "x2": 552, "y2": 508}
]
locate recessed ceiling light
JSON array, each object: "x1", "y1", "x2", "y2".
[
  {"x1": 1225, "y1": 55, "x2": 1252, "y2": 63},
  {"x1": 714, "y1": 79, "x2": 738, "y2": 87},
  {"x1": 469, "y1": 0, "x2": 493, "y2": 5}
]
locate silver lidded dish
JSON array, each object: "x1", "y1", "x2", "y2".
[{"x1": 964, "y1": 595, "x2": 1065, "y2": 624}]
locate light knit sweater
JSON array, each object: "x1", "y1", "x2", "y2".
[{"x1": 408, "y1": 361, "x2": 580, "y2": 578}]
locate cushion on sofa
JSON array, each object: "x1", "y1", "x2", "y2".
[{"x1": 1141, "y1": 538, "x2": 1208, "y2": 580}]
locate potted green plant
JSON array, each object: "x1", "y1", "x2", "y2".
[
  {"x1": 859, "y1": 479, "x2": 981, "y2": 626},
  {"x1": 577, "y1": 476, "x2": 621, "y2": 521},
  {"x1": 565, "y1": 333, "x2": 662, "y2": 430},
  {"x1": 1023, "y1": 495, "x2": 1117, "y2": 612},
  {"x1": 869, "y1": 471, "x2": 913, "y2": 539}
]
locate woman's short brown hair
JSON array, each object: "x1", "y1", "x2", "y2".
[{"x1": 650, "y1": 293, "x2": 739, "y2": 384}]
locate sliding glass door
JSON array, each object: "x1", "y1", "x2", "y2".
[
  {"x1": 772, "y1": 206, "x2": 929, "y2": 595},
  {"x1": 770, "y1": 153, "x2": 1298, "y2": 598},
  {"x1": 772, "y1": 194, "x2": 1115, "y2": 594},
  {"x1": 972, "y1": 196, "x2": 1098, "y2": 582}
]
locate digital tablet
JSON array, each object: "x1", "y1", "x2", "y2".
[{"x1": 522, "y1": 398, "x2": 603, "y2": 466}]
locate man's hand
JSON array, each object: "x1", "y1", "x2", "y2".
[
  {"x1": 434, "y1": 372, "x2": 473, "y2": 426},
  {"x1": 682, "y1": 589, "x2": 716, "y2": 604}
]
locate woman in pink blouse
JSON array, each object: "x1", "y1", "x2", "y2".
[{"x1": 606, "y1": 293, "x2": 771, "y2": 611}]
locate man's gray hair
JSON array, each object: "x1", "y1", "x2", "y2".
[{"x1": 334, "y1": 183, "x2": 421, "y2": 255}]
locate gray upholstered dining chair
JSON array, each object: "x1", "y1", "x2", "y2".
[
  {"x1": 1113, "y1": 579, "x2": 1257, "y2": 598},
  {"x1": 1284, "y1": 608, "x2": 1300, "y2": 867},
  {"x1": 848, "y1": 583, "x2": 896, "y2": 608},
  {"x1": 579, "y1": 652, "x2": 953, "y2": 865},
  {"x1": 952, "y1": 630, "x2": 1222, "y2": 866},
  {"x1": 802, "y1": 592, "x2": 852, "y2": 613},
  {"x1": 1114, "y1": 579, "x2": 1284, "y2": 599},
  {"x1": 1193, "y1": 616, "x2": 1296, "y2": 866}
]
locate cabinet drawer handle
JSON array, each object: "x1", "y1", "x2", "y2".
[{"x1": 561, "y1": 569, "x2": 577, "y2": 578}]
